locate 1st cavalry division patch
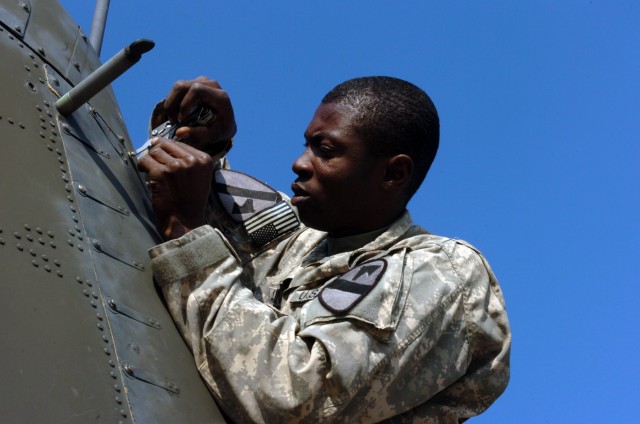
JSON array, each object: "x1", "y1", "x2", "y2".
[
  {"x1": 214, "y1": 169, "x2": 300, "y2": 247},
  {"x1": 319, "y1": 259, "x2": 387, "y2": 314}
]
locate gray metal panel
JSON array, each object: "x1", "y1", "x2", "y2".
[
  {"x1": 0, "y1": 0, "x2": 30, "y2": 38},
  {"x1": 0, "y1": 1, "x2": 226, "y2": 422},
  {"x1": 5, "y1": 0, "x2": 115, "y2": 98},
  {"x1": 0, "y1": 22, "x2": 123, "y2": 423},
  {"x1": 22, "y1": 0, "x2": 99, "y2": 85}
]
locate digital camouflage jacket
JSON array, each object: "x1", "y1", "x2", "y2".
[{"x1": 149, "y1": 201, "x2": 511, "y2": 423}]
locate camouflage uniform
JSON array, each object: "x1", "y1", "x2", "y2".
[{"x1": 149, "y1": 181, "x2": 511, "y2": 423}]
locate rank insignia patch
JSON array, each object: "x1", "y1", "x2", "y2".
[
  {"x1": 319, "y1": 259, "x2": 387, "y2": 314},
  {"x1": 214, "y1": 169, "x2": 281, "y2": 222}
]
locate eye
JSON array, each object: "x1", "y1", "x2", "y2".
[
  {"x1": 304, "y1": 136, "x2": 333, "y2": 157},
  {"x1": 318, "y1": 143, "x2": 333, "y2": 153},
  {"x1": 311, "y1": 141, "x2": 336, "y2": 159},
  {"x1": 304, "y1": 132, "x2": 344, "y2": 160}
]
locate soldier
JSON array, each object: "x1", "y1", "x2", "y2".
[{"x1": 138, "y1": 76, "x2": 511, "y2": 423}]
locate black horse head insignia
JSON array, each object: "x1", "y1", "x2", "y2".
[{"x1": 319, "y1": 259, "x2": 387, "y2": 314}]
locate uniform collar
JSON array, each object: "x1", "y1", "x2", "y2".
[
  {"x1": 303, "y1": 211, "x2": 415, "y2": 265},
  {"x1": 358, "y1": 211, "x2": 415, "y2": 253},
  {"x1": 287, "y1": 212, "x2": 416, "y2": 291},
  {"x1": 327, "y1": 227, "x2": 388, "y2": 255}
]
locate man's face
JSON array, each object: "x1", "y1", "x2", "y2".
[{"x1": 291, "y1": 102, "x2": 389, "y2": 237}]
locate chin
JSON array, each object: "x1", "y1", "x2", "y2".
[{"x1": 298, "y1": 212, "x2": 331, "y2": 233}]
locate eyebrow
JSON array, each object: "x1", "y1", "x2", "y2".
[
  {"x1": 304, "y1": 128, "x2": 344, "y2": 141},
  {"x1": 303, "y1": 130, "x2": 325, "y2": 142}
]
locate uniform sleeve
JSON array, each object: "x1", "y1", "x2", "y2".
[
  {"x1": 414, "y1": 240, "x2": 511, "y2": 420},
  {"x1": 150, "y1": 226, "x2": 337, "y2": 423}
]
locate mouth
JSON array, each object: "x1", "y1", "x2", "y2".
[{"x1": 290, "y1": 183, "x2": 309, "y2": 205}]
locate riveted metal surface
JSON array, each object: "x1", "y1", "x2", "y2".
[
  {"x1": 90, "y1": 106, "x2": 130, "y2": 163},
  {"x1": 0, "y1": 1, "x2": 225, "y2": 423},
  {"x1": 65, "y1": 25, "x2": 93, "y2": 83},
  {"x1": 0, "y1": 10, "x2": 123, "y2": 422},
  {"x1": 90, "y1": 237, "x2": 145, "y2": 271},
  {"x1": 107, "y1": 297, "x2": 162, "y2": 329},
  {"x1": 0, "y1": 0, "x2": 31, "y2": 38},
  {"x1": 1, "y1": 0, "x2": 121, "y2": 106},
  {"x1": 76, "y1": 182, "x2": 131, "y2": 215},
  {"x1": 60, "y1": 116, "x2": 111, "y2": 158}
]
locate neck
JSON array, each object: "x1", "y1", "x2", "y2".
[
  {"x1": 327, "y1": 207, "x2": 405, "y2": 237},
  {"x1": 327, "y1": 226, "x2": 388, "y2": 255}
]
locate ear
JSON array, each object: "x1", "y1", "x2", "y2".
[{"x1": 382, "y1": 154, "x2": 413, "y2": 192}]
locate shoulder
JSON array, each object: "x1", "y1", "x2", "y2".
[
  {"x1": 283, "y1": 225, "x2": 327, "y2": 254},
  {"x1": 405, "y1": 232, "x2": 509, "y2": 327},
  {"x1": 399, "y1": 225, "x2": 487, "y2": 261},
  {"x1": 397, "y1": 229, "x2": 497, "y2": 292},
  {"x1": 260, "y1": 225, "x2": 326, "y2": 268}
]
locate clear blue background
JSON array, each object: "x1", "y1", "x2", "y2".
[{"x1": 65, "y1": 1, "x2": 639, "y2": 421}]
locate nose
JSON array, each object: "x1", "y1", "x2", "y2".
[{"x1": 292, "y1": 147, "x2": 313, "y2": 180}]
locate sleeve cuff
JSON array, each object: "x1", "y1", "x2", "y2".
[{"x1": 149, "y1": 225, "x2": 237, "y2": 287}]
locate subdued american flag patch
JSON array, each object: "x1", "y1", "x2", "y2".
[{"x1": 244, "y1": 201, "x2": 300, "y2": 247}]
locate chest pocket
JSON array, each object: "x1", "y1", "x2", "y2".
[{"x1": 297, "y1": 249, "x2": 412, "y2": 342}]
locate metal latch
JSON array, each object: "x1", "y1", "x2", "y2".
[
  {"x1": 122, "y1": 363, "x2": 180, "y2": 394},
  {"x1": 89, "y1": 106, "x2": 129, "y2": 163},
  {"x1": 76, "y1": 183, "x2": 130, "y2": 216},
  {"x1": 107, "y1": 298, "x2": 160, "y2": 329},
  {"x1": 90, "y1": 238, "x2": 144, "y2": 271},
  {"x1": 61, "y1": 120, "x2": 111, "y2": 159}
]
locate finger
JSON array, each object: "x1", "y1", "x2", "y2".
[
  {"x1": 164, "y1": 79, "x2": 197, "y2": 122},
  {"x1": 147, "y1": 143, "x2": 180, "y2": 165},
  {"x1": 180, "y1": 90, "x2": 236, "y2": 146},
  {"x1": 165, "y1": 77, "x2": 223, "y2": 122},
  {"x1": 137, "y1": 139, "x2": 170, "y2": 171},
  {"x1": 155, "y1": 138, "x2": 211, "y2": 159},
  {"x1": 177, "y1": 126, "x2": 231, "y2": 154},
  {"x1": 178, "y1": 79, "x2": 229, "y2": 122},
  {"x1": 197, "y1": 86, "x2": 236, "y2": 139},
  {"x1": 174, "y1": 126, "x2": 192, "y2": 140},
  {"x1": 148, "y1": 140, "x2": 213, "y2": 173},
  {"x1": 137, "y1": 150, "x2": 159, "y2": 173}
]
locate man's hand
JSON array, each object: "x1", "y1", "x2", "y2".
[
  {"x1": 137, "y1": 139, "x2": 214, "y2": 240},
  {"x1": 151, "y1": 77, "x2": 237, "y2": 155}
]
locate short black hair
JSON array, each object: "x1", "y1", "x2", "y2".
[{"x1": 322, "y1": 76, "x2": 439, "y2": 198}]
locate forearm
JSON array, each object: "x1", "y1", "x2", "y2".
[{"x1": 150, "y1": 226, "x2": 240, "y2": 341}]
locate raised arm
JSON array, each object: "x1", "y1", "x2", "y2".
[{"x1": 137, "y1": 77, "x2": 237, "y2": 240}]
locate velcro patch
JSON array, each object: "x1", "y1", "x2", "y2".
[
  {"x1": 214, "y1": 169, "x2": 281, "y2": 222},
  {"x1": 319, "y1": 259, "x2": 387, "y2": 315},
  {"x1": 244, "y1": 201, "x2": 299, "y2": 247}
]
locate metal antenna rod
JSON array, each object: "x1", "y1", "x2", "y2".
[
  {"x1": 56, "y1": 39, "x2": 155, "y2": 116},
  {"x1": 89, "y1": 0, "x2": 110, "y2": 55}
]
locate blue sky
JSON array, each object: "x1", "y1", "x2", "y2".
[{"x1": 65, "y1": 1, "x2": 639, "y2": 421}]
